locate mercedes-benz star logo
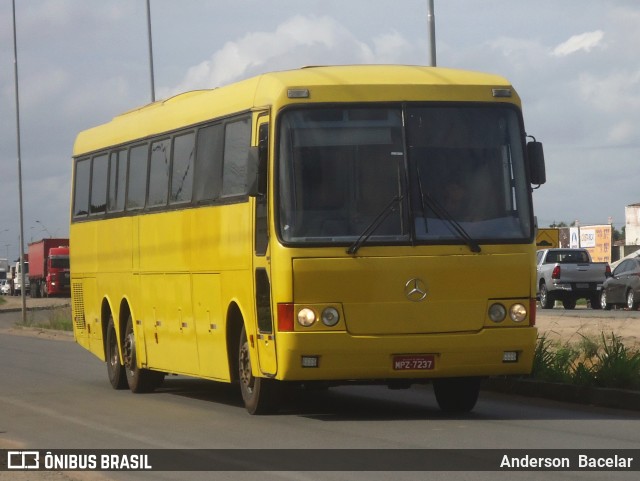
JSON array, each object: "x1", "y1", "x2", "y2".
[{"x1": 404, "y1": 278, "x2": 428, "y2": 302}]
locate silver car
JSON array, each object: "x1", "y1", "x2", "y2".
[{"x1": 601, "y1": 258, "x2": 640, "y2": 310}]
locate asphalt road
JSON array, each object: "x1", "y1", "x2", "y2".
[{"x1": 1, "y1": 314, "x2": 640, "y2": 481}]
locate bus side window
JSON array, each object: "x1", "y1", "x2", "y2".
[
  {"x1": 170, "y1": 132, "x2": 195, "y2": 204},
  {"x1": 108, "y1": 150, "x2": 126, "y2": 212},
  {"x1": 221, "y1": 117, "x2": 251, "y2": 197},
  {"x1": 148, "y1": 139, "x2": 171, "y2": 207},
  {"x1": 126, "y1": 144, "x2": 148, "y2": 211},
  {"x1": 193, "y1": 124, "x2": 223, "y2": 203},
  {"x1": 90, "y1": 154, "x2": 108, "y2": 215},
  {"x1": 73, "y1": 158, "x2": 90, "y2": 217}
]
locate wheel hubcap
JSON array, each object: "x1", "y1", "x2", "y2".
[
  {"x1": 124, "y1": 331, "x2": 135, "y2": 373},
  {"x1": 109, "y1": 335, "x2": 119, "y2": 368}
]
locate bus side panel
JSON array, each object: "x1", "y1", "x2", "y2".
[
  {"x1": 70, "y1": 220, "x2": 104, "y2": 361},
  {"x1": 70, "y1": 276, "x2": 104, "y2": 361},
  {"x1": 139, "y1": 272, "x2": 198, "y2": 374},
  {"x1": 96, "y1": 217, "x2": 135, "y2": 274},
  {"x1": 192, "y1": 273, "x2": 227, "y2": 380},
  {"x1": 134, "y1": 203, "x2": 254, "y2": 379},
  {"x1": 213, "y1": 202, "x2": 257, "y2": 377}
]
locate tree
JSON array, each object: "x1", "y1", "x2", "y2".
[{"x1": 549, "y1": 221, "x2": 568, "y2": 228}]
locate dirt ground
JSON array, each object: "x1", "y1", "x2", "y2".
[
  {"x1": 0, "y1": 294, "x2": 70, "y2": 311},
  {"x1": 535, "y1": 309, "x2": 640, "y2": 347}
]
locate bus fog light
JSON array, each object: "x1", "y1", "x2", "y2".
[
  {"x1": 509, "y1": 304, "x2": 527, "y2": 322},
  {"x1": 301, "y1": 356, "x2": 319, "y2": 368},
  {"x1": 488, "y1": 303, "x2": 506, "y2": 323},
  {"x1": 503, "y1": 351, "x2": 518, "y2": 363},
  {"x1": 321, "y1": 307, "x2": 340, "y2": 326},
  {"x1": 297, "y1": 308, "x2": 316, "y2": 327}
]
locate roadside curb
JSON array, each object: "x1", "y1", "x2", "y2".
[
  {"x1": 0, "y1": 303, "x2": 70, "y2": 314},
  {"x1": 483, "y1": 377, "x2": 640, "y2": 412}
]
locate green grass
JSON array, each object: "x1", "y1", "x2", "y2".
[
  {"x1": 532, "y1": 333, "x2": 640, "y2": 390},
  {"x1": 16, "y1": 306, "x2": 73, "y2": 332}
]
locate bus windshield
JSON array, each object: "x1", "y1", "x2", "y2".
[{"x1": 278, "y1": 104, "x2": 532, "y2": 246}]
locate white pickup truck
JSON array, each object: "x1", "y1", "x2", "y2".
[{"x1": 536, "y1": 248, "x2": 611, "y2": 309}]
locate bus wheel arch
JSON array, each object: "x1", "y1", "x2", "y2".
[
  {"x1": 225, "y1": 302, "x2": 244, "y2": 383},
  {"x1": 226, "y1": 302, "x2": 280, "y2": 414}
]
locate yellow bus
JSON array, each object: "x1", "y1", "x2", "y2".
[{"x1": 71, "y1": 65, "x2": 546, "y2": 414}]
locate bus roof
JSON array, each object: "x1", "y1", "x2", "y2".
[{"x1": 73, "y1": 65, "x2": 518, "y2": 156}]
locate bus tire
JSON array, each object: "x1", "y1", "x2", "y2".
[
  {"x1": 106, "y1": 315, "x2": 127, "y2": 390},
  {"x1": 238, "y1": 326, "x2": 280, "y2": 414},
  {"x1": 123, "y1": 314, "x2": 164, "y2": 393},
  {"x1": 433, "y1": 377, "x2": 481, "y2": 413}
]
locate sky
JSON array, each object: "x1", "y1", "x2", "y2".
[{"x1": 0, "y1": 0, "x2": 639, "y2": 261}]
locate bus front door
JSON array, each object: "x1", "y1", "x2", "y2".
[{"x1": 253, "y1": 118, "x2": 277, "y2": 376}]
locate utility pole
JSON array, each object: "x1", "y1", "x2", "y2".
[
  {"x1": 11, "y1": 0, "x2": 27, "y2": 323},
  {"x1": 427, "y1": 0, "x2": 437, "y2": 66},
  {"x1": 146, "y1": 0, "x2": 156, "y2": 102}
]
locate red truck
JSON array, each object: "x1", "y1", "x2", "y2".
[{"x1": 28, "y1": 238, "x2": 70, "y2": 298}]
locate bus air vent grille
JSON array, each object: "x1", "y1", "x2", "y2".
[{"x1": 72, "y1": 282, "x2": 86, "y2": 330}]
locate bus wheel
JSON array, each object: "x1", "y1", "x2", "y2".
[
  {"x1": 238, "y1": 326, "x2": 280, "y2": 414},
  {"x1": 123, "y1": 314, "x2": 164, "y2": 393},
  {"x1": 106, "y1": 316, "x2": 127, "y2": 389},
  {"x1": 433, "y1": 377, "x2": 481, "y2": 413}
]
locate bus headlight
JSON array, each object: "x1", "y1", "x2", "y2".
[
  {"x1": 321, "y1": 307, "x2": 340, "y2": 327},
  {"x1": 509, "y1": 304, "x2": 527, "y2": 323},
  {"x1": 297, "y1": 308, "x2": 316, "y2": 327},
  {"x1": 488, "y1": 303, "x2": 506, "y2": 323}
]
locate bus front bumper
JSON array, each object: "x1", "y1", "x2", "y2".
[{"x1": 274, "y1": 327, "x2": 537, "y2": 382}]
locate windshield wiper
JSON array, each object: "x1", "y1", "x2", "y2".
[
  {"x1": 413, "y1": 157, "x2": 480, "y2": 254},
  {"x1": 347, "y1": 195, "x2": 403, "y2": 255},
  {"x1": 420, "y1": 192, "x2": 481, "y2": 253}
]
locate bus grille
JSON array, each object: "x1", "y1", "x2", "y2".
[{"x1": 72, "y1": 282, "x2": 86, "y2": 331}]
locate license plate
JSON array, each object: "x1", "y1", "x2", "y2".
[
  {"x1": 576, "y1": 283, "x2": 589, "y2": 289},
  {"x1": 393, "y1": 354, "x2": 435, "y2": 371}
]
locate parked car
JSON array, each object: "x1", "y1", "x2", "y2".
[
  {"x1": 0, "y1": 279, "x2": 9, "y2": 295},
  {"x1": 536, "y1": 248, "x2": 611, "y2": 309},
  {"x1": 600, "y1": 258, "x2": 640, "y2": 310}
]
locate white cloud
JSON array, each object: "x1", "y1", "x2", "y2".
[
  {"x1": 373, "y1": 32, "x2": 412, "y2": 63},
  {"x1": 162, "y1": 15, "x2": 369, "y2": 95},
  {"x1": 551, "y1": 30, "x2": 605, "y2": 57},
  {"x1": 608, "y1": 121, "x2": 634, "y2": 144},
  {"x1": 578, "y1": 69, "x2": 640, "y2": 113},
  {"x1": 20, "y1": 68, "x2": 69, "y2": 110},
  {"x1": 160, "y1": 15, "x2": 414, "y2": 98}
]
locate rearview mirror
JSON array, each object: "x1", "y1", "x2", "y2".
[{"x1": 527, "y1": 140, "x2": 546, "y2": 186}]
